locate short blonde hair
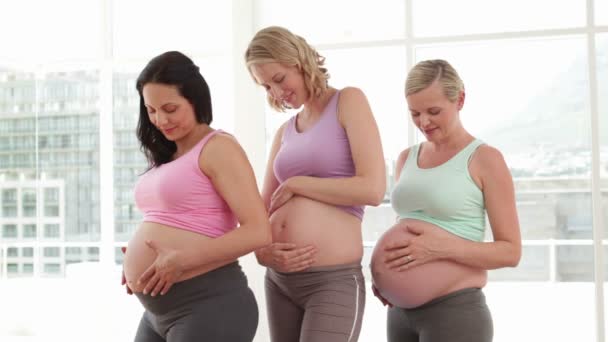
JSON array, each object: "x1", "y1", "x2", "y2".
[
  {"x1": 405, "y1": 59, "x2": 464, "y2": 102},
  {"x1": 245, "y1": 26, "x2": 329, "y2": 112}
]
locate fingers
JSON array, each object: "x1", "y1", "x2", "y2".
[
  {"x1": 160, "y1": 282, "x2": 174, "y2": 296},
  {"x1": 274, "y1": 246, "x2": 316, "y2": 264},
  {"x1": 271, "y1": 242, "x2": 298, "y2": 250},
  {"x1": 143, "y1": 273, "x2": 160, "y2": 296},
  {"x1": 286, "y1": 247, "x2": 317, "y2": 265},
  {"x1": 269, "y1": 198, "x2": 286, "y2": 215},
  {"x1": 384, "y1": 247, "x2": 410, "y2": 264},
  {"x1": 272, "y1": 245, "x2": 317, "y2": 272},
  {"x1": 150, "y1": 277, "x2": 166, "y2": 297},
  {"x1": 384, "y1": 240, "x2": 409, "y2": 251},
  {"x1": 138, "y1": 265, "x2": 155, "y2": 287},
  {"x1": 121, "y1": 270, "x2": 126, "y2": 285},
  {"x1": 387, "y1": 253, "x2": 414, "y2": 269},
  {"x1": 398, "y1": 259, "x2": 419, "y2": 272}
]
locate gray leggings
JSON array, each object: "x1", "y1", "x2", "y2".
[
  {"x1": 265, "y1": 263, "x2": 366, "y2": 342},
  {"x1": 387, "y1": 288, "x2": 493, "y2": 342},
  {"x1": 134, "y1": 262, "x2": 258, "y2": 342}
]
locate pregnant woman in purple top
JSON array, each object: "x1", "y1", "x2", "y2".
[{"x1": 245, "y1": 26, "x2": 386, "y2": 342}]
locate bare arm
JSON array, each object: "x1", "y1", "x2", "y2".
[
  {"x1": 178, "y1": 133, "x2": 272, "y2": 270},
  {"x1": 441, "y1": 145, "x2": 522, "y2": 269},
  {"x1": 282, "y1": 87, "x2": 386, "y2": 207}
]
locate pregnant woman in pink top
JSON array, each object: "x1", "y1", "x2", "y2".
[{"x1": 121, "y1": 51, "x2": 271, "y2": 342}]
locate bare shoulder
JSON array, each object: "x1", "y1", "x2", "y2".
[
  {"x1": 474, "y1": 144, "x2": 506, "y2": 167},
  {"x1": 339, "y1": 86, "x2": 368, "y2": 103},
  {"x1": 337, "y1": 86, "x2": 372, "y2": 124},
  {"x1": 204, "y1": 132, "x2": 242, "y2": 154},
  {"x1": 200, "y1": 132, "x2": 248, "y2": 174},
  {"x1": 470, "y1": 143, "x2": 510, "y2": 183}
]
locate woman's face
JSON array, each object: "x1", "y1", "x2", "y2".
[
  {"x1": 406, "y1": 81, "x2": 464, "y2": 142},
  {"x1": 142, "y1": 82, "x2": 198, "y2": 141},
  {"x1": 249, "y1": 62, "x2": 307, "y2": 109}
]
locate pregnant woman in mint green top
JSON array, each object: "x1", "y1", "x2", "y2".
[{"x1": 370, "y1": 59, "x2": 522, "y2": 342}]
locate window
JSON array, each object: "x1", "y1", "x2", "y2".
[
  {"x1": 7, "y1": 263, "x2": 18, "y2": 274},
  {"x1": 2, "y1": 224, "x2": 17, "y2": 238},
  {"x1": 43, "y1": 247, "x2": 60, "y2": 258},
  {"x1": 7, "y1": 247, "x2": 18, "y2": 257},
  {"x1": 22, "y1": 247, "x2": 33, "y2": 258},
  {"x1": 22, "y1": 188, "x2": 36, "y2": 217},
  {"x1": 2, "y1": 189, "x2": 17, "y2": 217},
  {"x1": 43, "y1": 263, "x2": 61, "y2": 274},
  {"x1": 23, "y1": 224, "x2": 36, "y2": 238},
  {"x1": 43, "y1": 224, "x2": 60, "y2": 238},
  {"x1": 22, "y1": 263, "x2": 33, "y2": 274}
]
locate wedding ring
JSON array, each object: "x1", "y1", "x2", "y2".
[{"x1": 405, "y1": 255, "x2": 412, "y2": 262}]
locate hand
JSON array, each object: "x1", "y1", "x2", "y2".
[
  {"x1": 138, "y1": 240, "x2": 185, "y2": 296},
  {"x1": 371, "y1": 283, "x2": 393, "y2": 307},
  {"x1": 256, "y1": 242, "x2": 316, "y2": 273},
  {"x1": 120, "y1": 247, "x2": 133, "y2": 295},
  {"x1": 269, "y1": 180, "x2": 295, "y2": 215},
  {"x1": 383, "y1": 224, "x2": 452, "y2": 271}
]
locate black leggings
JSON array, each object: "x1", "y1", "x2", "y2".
[
  {"x1": 134, "y1": 262, "x2": 258, "y2": 342},
  {"x1": 387, "y1": 288, "x2": 493, "y2": 342}
]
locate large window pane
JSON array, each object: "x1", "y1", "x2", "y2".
[
  {"x1": 0, "y1": 0, "x2": 101, "y2": 62},
  {"x1": 598, "y1": 0, "x2": 608, "y2": 25},
  {"x1": 412, "y1": 0, "x2": 585, "y2": 37},
  {"x1": 415, "y1": 36, "x2": 594, "y2": 341},
  {"x1": 257, "y1": 0, "x2": 405, "y2": 44},
  {"x1": 113, "y1": 0, "x2": 232, "y2": 59},
  {"x1": 38, "y1": 70, "x2": 100, "y2": 242}
]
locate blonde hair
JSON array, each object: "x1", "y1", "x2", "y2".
[
  {"x1": 245, "y1": 26, "x2": 330, "y2": 112},
  {"x1": 405, "y1": 59, "x2": 464, "y2": 102}
]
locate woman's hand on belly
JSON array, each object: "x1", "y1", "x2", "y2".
[
  {"x1": 256, "y1": 242, "x2": 317, "y2": 273},
  {"x1": 383, "y1": 221, "x2": 458, "y2": 271},
  {"x1": 137, "y1": 239, "x2": 185, "y2": 297},
  {"x1": 268, "y1": 180, "x2": 296, "y2": 215}
]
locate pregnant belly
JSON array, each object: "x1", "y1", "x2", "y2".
[
  {"x1": 370, "y1": 219, "x2": 487, "y2": 308},
  {"x1": 269, "y1": 196, "x2": 363, "y2": 267},
  {"x1": 122, "y1": 222, "x2": 216, "y2": 293}
]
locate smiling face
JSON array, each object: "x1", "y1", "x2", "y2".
[
  {"x1": 142, "y1": 82, "x2": 198, "y2": 141},
  {"x1": 249, "y1": 62, "x2": 308, "y2": 110},
  {"x1": 406, "y1": 80, "x2": 465, "y2": 142}
]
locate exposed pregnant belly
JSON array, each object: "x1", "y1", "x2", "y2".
[
  {"x1": 370, "y1": 219, "x2": 487, "y2": 308},
  {"x1": 123, "y1": 222, "x2": 231, "y2": 293},
  {"x1": 270, "y1": 196, "x2": 363, "y2": 267}
]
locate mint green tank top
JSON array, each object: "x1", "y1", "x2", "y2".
[{"x1": 390, "y1": 139, "x2": 486, "y2": 242}]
